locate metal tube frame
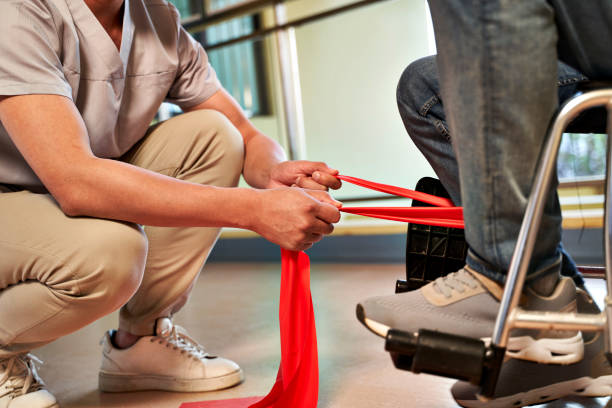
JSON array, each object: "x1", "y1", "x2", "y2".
[
  {"x1": 605, "y1": 100, "x2": 612, "y2": 354},
  {"x1": 200, "y1": 0, "x2": 395, "y2": 51},
  {"x1": 186, "y1": 0, "x2": 292, "y2": 30},
  {"x1": 491, "y1": 89, "x2": 612, "y2": 351},
  {"x1": 274, "y1": 3, "x2": 306, "y2": 160}
]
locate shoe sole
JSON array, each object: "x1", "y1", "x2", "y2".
[
  {"x1": 357, "y1": 303, "x2": 585, "y2": 365},
  {"x1": 98, "y1": 368, "x2": 244, "y2": 393},
  {"x1": 356, "y1": 304, "x2": 389, "y2": 338},
  {"x1": 456, "y1": 374, "x2": 612, "y2": 407},
  {"x1": 482, "y1": 333, "x2": 584, "y2": 365}
]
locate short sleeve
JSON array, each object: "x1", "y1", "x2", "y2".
[
  {"x1": 0, "y1": 1, "x2": 72, "y2": 98},
  {"x1": 165, "y1": 4, "x2": 221, "y2": 108}
]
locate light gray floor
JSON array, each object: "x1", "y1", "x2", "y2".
[{"x1": 36, "y1": 263, "x2": 611, "y2": 408}]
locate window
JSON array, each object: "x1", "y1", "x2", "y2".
[
  {"x1": 168, "y1": 0, "x2": 202, "y2": 23},
  {"x1": 558, "y1": 133, "x2": 606, "y2": 180},
  {"x1": 167, "y1": 0, "x2": 270, "y2": 117}
]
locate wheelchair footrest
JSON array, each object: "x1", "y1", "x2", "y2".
[
  {"x1": 385, "y1": 328, "x2": 506, "y2": 398},
  {"x1": 395, "y1": 279, "x2": 430, "y2": 293},
  {"x1": 395, "y1": 280, "x2": 410, "y2": 293}
]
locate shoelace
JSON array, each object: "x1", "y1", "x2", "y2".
[
  {"x1": 160, "y1": 326, "x2": 215, "y2": 360},
  {"x1": 432, "y1": 269, "x2": 481, "y2": 298},
  {"x1": 0, "y1": 354, "x2": 44, "y2": 399}
]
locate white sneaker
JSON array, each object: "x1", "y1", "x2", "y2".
[
  {"x1": 0, "y1": 354, "x2": 58, "y2": 408},
  {"x1": 99, "y1": 318, "x2": 244, "y2": 392}
]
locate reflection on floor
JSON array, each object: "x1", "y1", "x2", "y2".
[{"x1": 36, "y1": 263, "x2": 611, "y2": 408}]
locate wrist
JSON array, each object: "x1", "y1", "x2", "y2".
[{"x1": 231, "y1": 188, "x2": 263, "y2": 231}]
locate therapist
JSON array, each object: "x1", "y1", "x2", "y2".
[{"x1": 0, "y1": 0, "x2": 341, "y2": 406}]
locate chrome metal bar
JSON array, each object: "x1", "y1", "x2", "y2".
[
  {"x1": 201, "y1": 0, "x2": 394, "y2": 50},
  {"x1": 186, "y1": 0, "x2": 292, "y2": 30},
  {"x1": 512, "y1": 309, "x2": 606, "y2": 332},
  {"x1": 492, "y1": 90, "x2": 612, "y2": 349},
  {"x1": 606, "y1": 296, "x2": 612, "y2": 356},
  {"x1": 605, "y1": 100, "x2": 612, "y2": 355},
  {"x1": 577, "y1": 265, "x2": 606, "y2": 279},
  {"x1": 274, "y1": 3, "x2": 306, "y2": 160}
]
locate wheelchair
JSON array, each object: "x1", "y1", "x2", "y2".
[{"x1": 385, "y1": 82, "x2": 612, "y2": 400}]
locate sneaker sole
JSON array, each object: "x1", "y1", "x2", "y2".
[
  {"x1": 456, "y1": 374, "x2": 612, "y2": 407},
  {"x1": 482, "y1": 332, "x2": 584, "y2": 365},
  {"x1": 98, "y1": 368, "x2": 244, "y2": 393},
  {"x1": 356, "y1": 304, "x2": 389, "y2": 338},
  {"x1": 357, "y1": 303, "x2": 584, "y2": 365}
]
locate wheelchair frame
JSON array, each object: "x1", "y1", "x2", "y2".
[{"x1": 384, "y1": 87, "x2": 612, "y2": 401}]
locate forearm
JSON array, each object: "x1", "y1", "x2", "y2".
[
  {"x1": 63, "y1": 156, "x2": 259, "y2": 229},
  {"x1": 62, "y1": 155, "x2": 341, "y2": 251},
  {"x1": 242, "y1": 133, "x2": 287, "y2": 188},
  {"x1": 0, "y1": 94, "x2": 341, "y2": 251}
]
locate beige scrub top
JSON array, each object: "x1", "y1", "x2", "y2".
[{"x1": 0, "y1": 0, "x2": 221, "y2": 190}]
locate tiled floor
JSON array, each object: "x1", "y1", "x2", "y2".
[{"x1": 35, "y1": 263, "x2": 611, "y2": 408}]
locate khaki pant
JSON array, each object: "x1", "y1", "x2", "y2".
[{"x1": 0, "y1": 110, "x2": 244, "y2": 357}]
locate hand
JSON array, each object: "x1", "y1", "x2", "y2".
[
  {"x1": 267, "y1": 161, "x2": 342, "y2": 191},
  {"x1": 251, "y1": 187, "x2": 342, "y2": 251}
]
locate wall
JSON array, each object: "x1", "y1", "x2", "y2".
[{"x1": 249, "y1": 0, "x2": 436, "y2": 198}]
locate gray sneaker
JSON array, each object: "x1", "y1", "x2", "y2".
[
  {"x1": 0, "y1": 354, "x2": 58, "y2": 408},
  {"x1": 99, "y1": 318, "x2": 244, "y2": 392},
  {"x1": 356, "y1": 266, "x2": 583, "y2": 364},
  {"x1": 451, "y1": 289, "x2": 612, "y2": 407}
]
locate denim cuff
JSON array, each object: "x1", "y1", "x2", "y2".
[
  {"x1": 466, "y1": 249, "x2": 562, "y2": 285},
  {"x1": 465, "y1": 250, "x2": 506, "y2": 284}
]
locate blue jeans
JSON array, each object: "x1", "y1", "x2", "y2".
[
  {"x1": 406, "y1": 0, "x2": 586, "y2": 284},
  {"x1": 397, "y1": 55, "x2": 587, "y2": 285}
]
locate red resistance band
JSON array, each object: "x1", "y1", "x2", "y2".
[
  {"x1": 337, "y1": 175, "x2": 464, "y2": 229},
  {"x1": 180, "y1": 250, "x2": 317, "y2": 408},
  {"x1": 180, "y1": 176, "x2": 460, "y2": 408}
]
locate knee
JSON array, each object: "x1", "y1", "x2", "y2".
[
  {"x1": 396, "y1": 56, "x2": 438, "y2": 118},
  {"x1": 185, "y1": 109, "x2": 245, "y2": 187},
  {"x1": 78, "y1": 221, "x2": 148, "y2": 314}
]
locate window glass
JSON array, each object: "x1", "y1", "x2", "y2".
[
  {"x1": 167, "y1": 0, "x2": 269, "y2": 117},
  {"x1": 558, "y1": 133, "x2": 606, "y2": 181},
  {"x1": 169, "y1": 0, "x2": 202, "y2": 21}
]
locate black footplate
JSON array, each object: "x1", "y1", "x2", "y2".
[{"x1": 385, "y1": 328, "x2": 505, "y2": 398}]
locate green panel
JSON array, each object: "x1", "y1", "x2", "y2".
[
  {"x1": 202, "y1": 0, "x2": 266, "y2": 116},
  {"x1": 167, "y1": 0, "x2": 268, "y2": 116},
  {"x1": 167, "y1": 0, "x2": 198, "y2": 19}
]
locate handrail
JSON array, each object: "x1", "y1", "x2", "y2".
[
  {"x1": 187, "y1": 0, "x2": 396, "y2": 50},
  {"x1": 185, "y1": 0, "x2": 292, "y2": 31}
]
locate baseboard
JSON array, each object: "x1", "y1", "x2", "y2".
[
  {"x1": 208, "y1": 233, "x2": 407, "y2": 263},
  {"x1": 208, "y1": 228, "x2": 603, "y2": 266}
]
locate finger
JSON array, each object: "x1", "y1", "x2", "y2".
[
  {"x1": 307, "y1": 161, "x2": 339, "y2": 175},
  {"x1": 315, "y1": 201, "x2": 341, "y2": 224},
  {"x1": 295, "y1": 176, "x2": 327, "y2": 191},
  {"x1": 306, "y1": 233, "x2": 324, "y2": 244},
  {"x1": 293, "y1": 161, "x2": 339, "y2": 178},
  {"x1": 305, "y1": 219, "x2": 334, "y2": 235},
  {"x1": 293, "y1": 232, "x2": 324, "y2": 251},
  {"x1": 281, "y1": 239, "x2": 311, "y2": 252},
  {"x1": 312, "y1": 171, "x2": 342, "y2": 190},
  {"x1": 307, "y1": 190, "x2": 343, "y2": 208},
  {"x1": 295, "y1": 242, "x2": 313, "y2": 252}
]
